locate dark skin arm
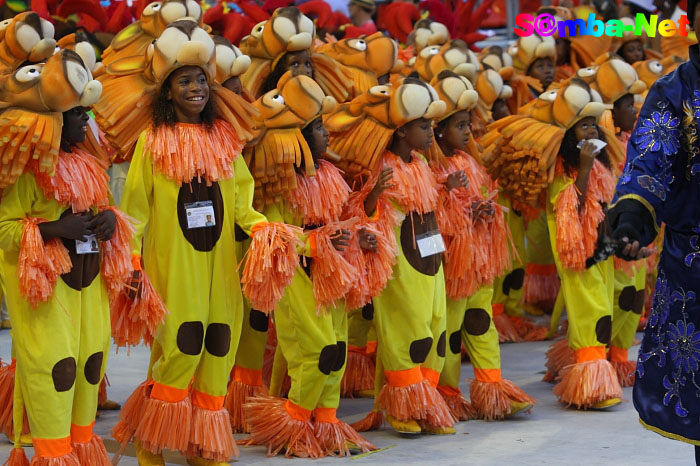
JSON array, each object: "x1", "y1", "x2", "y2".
[
  {"x1": 364, "y1": 167, "x2": 393, "y2": 217},
  {"x1": 37, "y1": 210, "x2": 116, "y2": 242},
  {"x1": 330, "y1": 229, "x2": 352, "y2": 252},
  {"x1": 358, "y1": 227, "x2": 378, "y2": 252},
  {"x1": 445, "y1": 170, "x2": 468, "y2": 191},
  {"x1": 574, "y1": 141, "x2": 597, "y2": 209}
]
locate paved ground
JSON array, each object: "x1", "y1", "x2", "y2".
[{"x1": 0, "y1": 330, "x2": 695, "y2": 465}]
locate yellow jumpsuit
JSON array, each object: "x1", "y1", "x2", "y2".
[
  {"x1": 610, "y1": 263, "x2": 646, "y2": 386},
  {"x1": 116, "y1": 129, "x2": 267, "y2": 461}
]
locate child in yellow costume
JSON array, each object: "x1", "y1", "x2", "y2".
[
  {"x1": 243, "y1": 72, "x2": 385, "y2": 458},
  {"x1": 610, "y1": 17, "x2": 663, "y2": 66},
  {"x1": 238, "y1": 6, "x2": 353, "y2": 102},
  {"x1": 414, "y1": 39, "x2": 480, "y2": 85},
  {"x1": 0, "y1": 48, "x2": 133, "y2": 465},
  {"x1": 104, "y1": 20, "x2": 298, "y2": 466},
  {"x1": 483, "y1": 79, "x2": 624, "y2": 409},
  {"x1": 326, "y1": 77, "x2": 455, "y2": 435},
  {"x1": 507, "y1": 33, "x2": 556, "y2": 115},
  {"x1": 425, "y1": 70, "x2": 535, "y2": 421}
]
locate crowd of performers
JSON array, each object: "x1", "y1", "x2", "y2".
[{"x1": 0, "y1": 0, "x2": 698, "y2": 464}]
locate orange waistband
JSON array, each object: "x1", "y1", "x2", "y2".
[
  {"x1": 285, "y1": 400, "x2": 312, "y2": 422},
  {"x1": 347, "y1": 345, "x2": 366, "y2": 355},
  {"x1": 492, "y1": 303, "x2": 505, "y2": 316},
  {"x1": 525, "y1": 263, "x2": 557, "y2": 275},
  {"x1": 151, "y1": 382, "x2": 189, "y2": 403},
  {"x1": 233, "y1": 366, "x2": 264, "y2": 387},
  {"x1": 70, "y1": 422, "x2": 95, "y2": 444},
  {"x1": 313, "y1": 407, "x2": 339, "y2": 424},
  {"x1": 608, "y1": 346, "x2": 629, "y2": 363},
  {"x1": 384, "y1": 366, "x2": 423, "y2": 388},
  {"x1": 575, "y1": 346, "x2": 607, "y2": 363},
  {"x1": 473, "y1": 368, "x2": 502, "y2": 383},
  {"x1": 421, "y1": 367, "x2": 440, "y2": 388},
  {"x1": 191, "y1": 390, "x2": 225, "y2": 411},
  {"x1": 33, "y1": 436, "x2": 71, "y2": 458},
  {"x1": 366, "y1": 341, "x2": 378, "y2": 354}
]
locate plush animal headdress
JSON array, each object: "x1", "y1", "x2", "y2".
[
  {"x1": 92, "y1": 19, "x2": 257, "y2": 160},
  {"x1": 475, "y1": 68, "x2": 513, "y2": 110},
  {"x1": 410, "y1": 18, "x2": 450, "y2": 52},
  {"x1": 0, "y1": 48, "x2": 102, "y2": 187},
  {"x1": 588, "y1": 53, "x2": 646, "y2": 106},
  {"x1": 415, "y1": 39, "x2": 481, "y2": 84},
  {"x1": 479, "y1": 45, "x2": 514, "y2": 79},
  {"x1": 481, "y1": 78, "x2": 604, "y2": 213},
  {"x1": 326, "y1": 77, "x2": 445, "y2": 178},
  {"x1": 510, "y1": 33, "x2": 556, "y2": 74},
  {"x1": 245, "y1": 71, "x2": 337, "y2": 209},
  {"x1": 0, "y1": 12, "x2": 55, "y2": 74},
  {"x1": 610, "y1": 16, "x2": 662, "y2": 60},
  {"x1": 101, "y1": 0, "x2": 202, "y2": 69},
  {"x1": 633, "y1": 58, "x2": 664, "y2": 89},
  {"x1": 56, "y1": 31, "x2": 103, "y2": 76},
  {"x1": 213, "y1": 36, "x2": 251, "y2": 84}
]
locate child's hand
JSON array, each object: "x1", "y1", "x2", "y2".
[
  {"x1": 358, "y1": 228, "x2": 378, "y2": 252},
  {"x1": 446, "y1": 170, "x2": 468, "y2": 191},
  {"x1": 370, "y1": 167, "x2": 394, "y2": 197},
  {"x1": 127, "y1": 270, "x2": 142, "y2": 301},
  {"x1": 88, "y1": 210, "x2": 116, "y2": 241},
  {"x1": 579, "y1": 140, "x2": 598, "y2": 170},
  {"x1": 472, "y1": 199, "x2": 495, "y2": 221},
  {"x1": 53, "y1": 212, "x2": 93, "y2": 241},
  {"x1": 331, "y1": 229, "x2": 351, "y2": 252}
]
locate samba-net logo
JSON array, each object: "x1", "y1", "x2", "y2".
[{"x1": 515, "y1": 12, "x2": 690, "y2": 37}]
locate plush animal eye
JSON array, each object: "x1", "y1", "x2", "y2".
[
  {"x1": 348, "y1": 39, "x2": 367, "y2": 51},
  {"x1": 15, "y1": 64, "x2": 42, "y2": 82},
  {"x1": 420, "y1": 46, "x2": 440, "y2": 58},
  {"x1": 272, "y1": 94, "x2": 284, "y2": 103},
  {"x1": 649, "y1": 60, "x2": 663, "y2": 74},
  {"x1": 143, "y1": 1, "x2": 161, "y2": 14}
]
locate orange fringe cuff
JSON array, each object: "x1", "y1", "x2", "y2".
[
  {"x1": 18, "y1": 218, "x2": 72, "y2": 307},
  {"x1": 610, "y1": 360, "x2": 637, "y2": 388},
  {"x1": 241, "y1": 222, "x2": 303, "y2": 313},
  {"x1": 99, "y1": 206, "x2": 134, "y2": 297},
  {"x1": 376, "y1": 378, "x2": 455, "y2": 428},
  {"x1": 0, "y1": 361, "x2": 15, "y2": 437},
  {"x1": 5, "y1": 448, "x2": 29, "y2": 466},
  {"x1": 543, "y1": 338, "x2": 575, "y2": 382},
  {"x1": 469, "y1": 378, "x2": 535, "y2": 421},
  {"x1": 313, "y1": 419, "x2": 377, "y2": 457},
  {"x1": 112, "y1": 381, "x2": 151, "y2": 445},
  {"x1": 224, "y1": 376, "x2": 268, "y2": 434},
  {"x1": 71, "y1": 435, "x2": 110, "y2": 466},
  {"x1": 134, "y1": 390, "x2": 192, "y2": 455},
  {"x1": 523, "y1": 265, "x2": 561, "y2": 306},
  {"x1": 340, "y1": 350, "x2": 375, "y2": 398},
  {"x1": 26, "y1": 452, "x2": 80, "y2": 465},
  {"x1": 110, "y1": 269, "x2": 167, "y2": 348},
  {"x1": 345, "y1": 221, "x2": 396, "y2": 309},
  {"x1": 437, "y1": 386, "x2": 476, "y2": 421},
  {"x1": 509, "y1": 315, "x2": 549, "y2": 342},
  {"x1": 492, "y1": 307, "x2": 523, "y2": 343},
  {"x1": 350, "y1": 409, "x2": 384, "y2": 432},
  {"x1": 553, "y1": 359, "x2": 623, "y2": 409},
  {"x1": 185, "y1": 406, "x2": 237, "y2": 462},
  {"x1": 243, "y1": 396, "x2": 323, "y2": 459},
  {"x1": 311, "y1": 222, "x2": 360, "y2": 312}
]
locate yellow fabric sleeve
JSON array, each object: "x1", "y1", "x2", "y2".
[
  {"x1": 233, "y1": 156, "x2": 268, "y2": 236},
  {"x1": 0, "y1": 172, "x2": 40, "y2": 252},
  {"x1": 121, "y1": 132, "x2": 154, "y2": 258}
]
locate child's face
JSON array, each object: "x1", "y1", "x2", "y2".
[
  {"x1": 223, "y1": 76, "x2": 243, "y2": 96},
  {"x1": 612, "y1": 93, "x2": 637, "y2": 133},
  {"x1": 309, "y1": 118, "x2": 329, "y2": 160},
  {"x1": 573, "y1": 116, "x2": 599, "y2": 142},
  {"x1": 439, "y1": 110, "x2": 471, "y2": 152},
  {"x1": 402, "y1": 117, "x2": 434, "y2": 151},
  {"x1": 168, "y1": 66, "x2": 210, "y2": 122},
  {"x1": 285, "y1": 50, "x2": 313, "y2": 78},
  {"x1": 61, "y1": 106, "x2": 89, "y2": 147},
  {"x1": 528, "y1": 57, "x2": 554, "y2": 90},
  {"x1": 492, "y1": 99, "x2": 510, "y2": 121},
  {"x1": 620, "y1": 40, "x2": 644, "y2": 64}
]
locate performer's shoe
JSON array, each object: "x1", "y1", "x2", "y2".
[
  {"x1": 354, "y1": 390, "x2": 375, "y2": 399},
  {"x1": 385, "y1": 415, "x2": 421, "y2": 435},
  {"x1": 591, "y1": 397, "x2": 621, "y2": 410},
  {"x1": 507, "y1": 400, "x2": 533, "y2": 417},
  {"x1": 186, "y1": 458, "x2": 230, "y2": 466},
  {"x1": 0, "y1": 320, "x2": 11, "y2": 329},
  {"x1": 420, "y1": 425, "x2": 456, "y2": 435},
  {"x1": 135, "y1": 440, "x2": 165, "y2": 466},
  {"x1": 98, "y1": 399, "x2": 121, "y2": 410}
]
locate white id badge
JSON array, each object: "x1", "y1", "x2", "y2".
[
  {"x1": 416, "y1": 231, "x2": 446, "y2": 258},
  {"x1": 185, "y1": 201, "x2": 216, "y2": 229},
  {"x1": 76, "y1": 234, "x2": 99, "y2": 254}
]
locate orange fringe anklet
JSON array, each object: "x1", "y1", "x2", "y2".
[
  {"x1": 376, "y1": 379, "x2": 455, "y2": 428},
  {"x1": 313, "y1": 420, "x2": 376, "y2": 457},
  {"x1": 27, "y1": 452, "x2": 80, "y2": 466},
  {"x1": 224, "y1": 378, "x2": 268, "y2": 433},
  {"x1": 112, "y1": 382, "x2": 151, "y2": 445},
  {"x1": 469, "y1": 379, "x2": 535, "y2": 421},
  {"x1": 72, "y1": 435, "x2": 110, "y2": 466},
  {"x1": 509, "y1": 316, "x2": 549, "y2": 342},
  {"x1": 610, "y1": 360, "x2": 637, "y2": 388},
  {"x1": 186, "y1": 406, "x2": 237, "y2": 462},
  {"x1": 553, "y1": 359, "x2": 623, "y2": 409},
  {"x1": 134, "y1": 394, "x2": 192, "y2": 455},
  {"x1": 243, "y1": 396, "x2": 323, "y2": 458},
  {"x1": 543, "y1": 338, "x2": 575, "y2": 382},
  {"x1": 350, "y1": 409, "x2": 384, "y2": 432},
  {"x1": 340, "y1": 350, "x2": 375, "y2": 398},
  {"x1": 4, "y1": 448, "x2": 29, "y2": 466},
  {"x1": 437, "y1": 386, "x2": 476, "y2": 421},
  {"x1": 493, "y1": 311, "x2": 523, "y2": 343}
]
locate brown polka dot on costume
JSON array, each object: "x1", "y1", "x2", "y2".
[
  {"x1": 177, "y1": 321, "x2": 204, "y2": 356},
  {"x1": 437, "y1": 331, "x2": 446, "y2": 357},
  {"x1": 633, "y1": 290, "x2": 646, "y2": 315},
  {"x1": 234, "y1": 224, "x2": 250, "y2": 242},
  {"x1": 449, "y1": 331, "x2": 461, "y2": 354},
  {"x1": 400, "y1": 211, "x2": 442, "y2": 276},
  {"x1": 618, "y1": 286, "x2": 637, "y2": 311},
  {"x1": 595, "y1": 315, "x2": 612, "y2": 345},
  {"x1": 502, "y1": 268, "x2": 525, "y2": 295},
  {"x1": 409, "y1": 337, "x2": 433, "y2": 364},
  {"x1": 84, "y1": 352, "x2": 104, "y2": 385},
  {"x1": 463, "y1": 308, "x2": 491, "y2": 336},
  {"x1": 318, "y1": 344, "x2": 339, "y2": 375},
  {"x1": 52, "y1": 357, "x2": 77, "y2": 392},
  {"x1": 59, "y1": 210, "x2": 100, "y2": 291},
  {"x1": 361, "y1": 302, "x2": 374, "y2": 321},
  {"x1": 249, "y1": 309, "x2": 269, "y2": 332},
  {"x1": 332, "y1": 341, "x2": 347, "y2": 372},
  {"x1": 205, "y1": 323, "x2": 231, "y2": 357},
  {"x1": 177, "y1": 178, "x2": 225, "y2": 252}
]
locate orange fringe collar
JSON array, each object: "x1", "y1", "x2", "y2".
[
  {"x1": 31, "y1": 148, "x2": 110, "y2": 213},
  {"x1": 284, "y1": 160, "x2": 351, "y2": 226},
  {"x1": 381, "y1": 151, "x2": 440, "y2": 215},
  {"x1": 146, "y1": 119, "x2": 243, "y2": 186}
]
